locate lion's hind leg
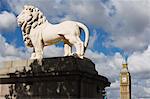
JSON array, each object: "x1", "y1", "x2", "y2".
[
  {"x1": 66, "y1": 35, "x2": 84, "y2": 59},
  {"x1": 74, "y1": 37, "x2": 84, "y2": 59},
  {"x1": 76, "y1": 36, "x2": 84, "y2": 56},
  {"x1": 64, "y1": 43, "x2": 72, "y2": 56}
]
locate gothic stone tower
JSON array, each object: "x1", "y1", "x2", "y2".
[{"x1": 120, "y1": 60, "x2": 131, "y2": 99}]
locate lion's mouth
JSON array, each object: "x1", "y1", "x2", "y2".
[
  {"x1": 18, "y1": 21, "x2": 23, "y2": 26},
  {"x1": 17, "y1": 18, "x2": 24, "y2": 26}
]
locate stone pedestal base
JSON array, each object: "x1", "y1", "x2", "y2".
[{"x1": 0, "y1": 57, "x2": 110, "y2": 99}]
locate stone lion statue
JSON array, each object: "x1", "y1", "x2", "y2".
[{"x1": 17, "y1": 5, "x2": 89, "y2": 59}]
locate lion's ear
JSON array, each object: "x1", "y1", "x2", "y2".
[
  {"x1": 35, "y1": 8, "x2": 39, "y2": 12},
  {"x1": 23, "y1": 5, "x2": 28, "y2": 9}
]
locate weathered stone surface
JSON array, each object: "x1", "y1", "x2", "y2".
[
  {"x1": 0, "y1": 56, "x2": 110, "y2": 99},
  {"x1": 0, "y1": 60, "x2": 33, "y2": 76},
  {"x1": 0, "y1": 84, "x2": 10, "y2": 98}
]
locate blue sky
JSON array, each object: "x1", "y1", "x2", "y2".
[{"x1": 0, "y1": 0, "x2": 150, "y2": 98}]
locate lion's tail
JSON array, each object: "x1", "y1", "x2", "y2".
[{"x1": 76, "y1": 22, "x2": 89, "y2": 52}]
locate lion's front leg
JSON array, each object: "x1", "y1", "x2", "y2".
[
  {"x1": 65, "y1": 35, "x2": 84, "y2": 59},
  {"x1": 34, "y1": 44, "x2": 44, "y2": 59},
  {"x1": 30, "y1": 48, "x2": 36, "y2": 59},
  {"x1": 29, "y1": 28, "x2": 44, "y2": 59},
  {"x1": 31, "y1": 45, "x2": 43, "y2": 65},
  {"x1": 30, "y1": 38, "x2": 44, "y2": 59}
]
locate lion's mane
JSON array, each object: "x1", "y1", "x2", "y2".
[{"x1": 19, "y1": 5, "x2": 46, "y2": 47}]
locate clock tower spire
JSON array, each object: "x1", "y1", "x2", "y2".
[{"x1": 120, "y1": 58, "x2": 131, "y2": 99}]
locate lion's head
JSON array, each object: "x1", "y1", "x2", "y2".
[
  {"x1": 17, "y1": 5, "x2": 46, "y2": 28},
  {"x1": 17, "y1": 5, "x2": 34, "y2": 26}
]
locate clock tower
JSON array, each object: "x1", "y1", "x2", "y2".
[{"x1": 120, "y1": 59, "x2": 131, "y2": 99}]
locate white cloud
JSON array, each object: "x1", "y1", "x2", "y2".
[
  {"x1": 88, "y1": 29, "x2": 99, "y2": 48},
  {"x1": 0, "y1": 34, "x2": 29, "y2": 62},
  {"x1": 43, "y1": 45, "x2": 64, "y2": 57},
  {"x1": 0, "y1": 11, "x2": 17, "y2": 32},
  {"x1": 106, "y1": 81, "x2": 120, "y2": 99},
  {"x1": 129, "y1": 45, "x2": 150, "y2": 74},
  {"x1": 104, "y1": 0, "x2": 150, "y2": 51}
]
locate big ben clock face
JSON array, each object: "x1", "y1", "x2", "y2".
[{"x1": 122, "y1": 76, "x2": 127, "y2": 83}]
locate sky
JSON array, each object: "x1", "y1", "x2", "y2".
[{"x1": 0, "y1": 0, "x2": 150, "y2": 98}]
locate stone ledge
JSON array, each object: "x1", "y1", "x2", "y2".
[{"x1": 0, "y1": 56, "x2": 98, "y2": 76}]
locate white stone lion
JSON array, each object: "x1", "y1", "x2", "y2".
[{"x1": 17, "y1": 5, "x2": 89, "y2": 59}]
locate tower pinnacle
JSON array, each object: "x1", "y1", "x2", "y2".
[{"x1": 122, "y1": 57, "x2": 128, "y2": 68}]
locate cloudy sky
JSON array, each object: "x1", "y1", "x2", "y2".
[{"x1": 0, "y1": 0, "x2": 150, "y2": 98}]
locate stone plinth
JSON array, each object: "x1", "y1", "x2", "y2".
[{"x1": 0, "y1": 56, "x2": 110, "y2": 99}]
